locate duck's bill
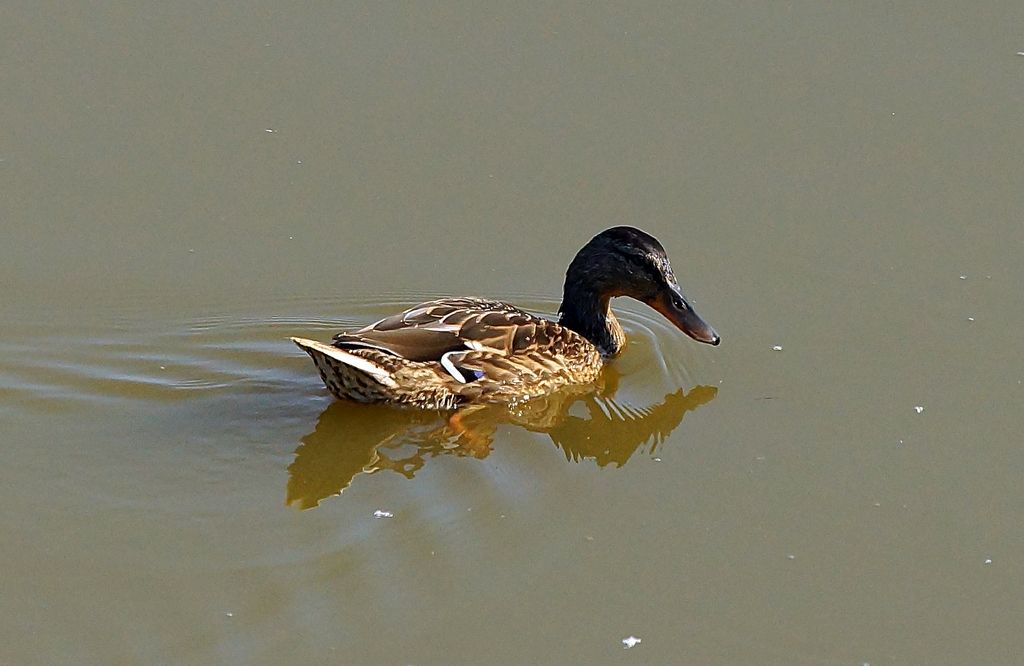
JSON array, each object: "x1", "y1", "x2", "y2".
[{"x1": 650, "y1": 290, "x2": 721, "y2": 346}]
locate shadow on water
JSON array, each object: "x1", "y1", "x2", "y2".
[{"x1": 286, "y1": 365, "x2": 717, "y2": 509}]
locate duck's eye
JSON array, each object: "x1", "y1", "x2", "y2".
[{"x1": 671, "y1": 295, "x2": 686, "y2": 310}]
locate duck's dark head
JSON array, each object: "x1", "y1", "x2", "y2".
[{"x1": 558, "y1": 226, "x2": 720, "y2": 354}]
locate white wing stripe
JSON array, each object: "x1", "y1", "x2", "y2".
[{"x1": 439, "y1": 351, "x2": 467, "y2": 383}]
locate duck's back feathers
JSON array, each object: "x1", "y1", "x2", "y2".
[{"x1": 333, "y1": 298, "x2": 549, "y2": 360}]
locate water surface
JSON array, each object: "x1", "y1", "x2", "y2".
[{"x1": 3, "y1": 2, "x2": 1023, "y2": 664}]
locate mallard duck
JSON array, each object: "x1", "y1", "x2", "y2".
[{"x1": 291, "y1": 226, "x2": 719, "y2": 410}]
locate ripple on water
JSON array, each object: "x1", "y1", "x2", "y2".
[{"x1": 0, "y1": 291, "x2": 716, "y2": 413}]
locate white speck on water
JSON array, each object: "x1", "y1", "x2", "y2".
[
  {"x1": 786, "y1": 554, "x2": 796, "y2": 560},
  {"x1": 265, "y1": 128, "x2": 275, "y2": 133},
  {"x1": 159, "y1": 366, "x2": 166, "y2": 370},
  {"x1": 984, "y1": 557, "x2": 993, "y2": 565},
  {"x1": 897, "y1": 439, "x2": 903, "y2": 446},
  {"x1": 772, "y1": 345, "x2": 783, "y2": 351},
  {"x1": 622, "y1": 636, "x2": 641, "y2": 649},
  {"x1": 372, "y1": 509, "x2": 393, "y2": 519},
  {"x1": 653, "y1": 457, "x2": 662, "y2": 462},
  {"x1": 585, "y1": 535, "x2": 594, "y2": 542},
  {"x1": 225, "y1": 612, "x2": 234, "y2": 618},
  {"x1": 873, "y1": 502, "x2": 881, "y2": 507},
  {"x1": 959, "y1": 275, "x2": 967, "y2": 280},
  {"x1": 188, "y1": 248, "x2": 195, "y2": 253},
  {"x1": 967, "y1": 316, "x2": 975, "y2": 321},
  {"x1": 296, "y1": 160, "x2": 303, "y2": 164},
  {"x1": 1017, "y1": 51, "x2": 1024, "y2": 56},
  {"x1": 914, "y1": 406, "x2": 924, "y2": 414}
]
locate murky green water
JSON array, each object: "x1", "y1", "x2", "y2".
[{"x1": 3, "y1": 2, "x2": 1023, "y2": 664}]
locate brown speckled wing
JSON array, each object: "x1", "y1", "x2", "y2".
[{"x1": 331, "y1": 298, "x2": 561, "y2": 365}]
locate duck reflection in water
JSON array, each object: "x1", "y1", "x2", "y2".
[{"x1": 286, "y1": 366, "x2": 716, "y2": 509}]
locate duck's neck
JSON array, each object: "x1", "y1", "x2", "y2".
[{"x1": 558, "y1": 283, "x2": 626, "y2": 357}]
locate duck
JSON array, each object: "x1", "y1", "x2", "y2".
[{"x1": 291, "y1": 226, "x2": 720, "y2": 410}]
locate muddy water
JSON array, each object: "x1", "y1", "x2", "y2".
[{"x1": 3, "y1": 2, "x2": 1024, "y2": 664}]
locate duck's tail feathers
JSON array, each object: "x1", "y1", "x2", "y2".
[{"x1": 290, "y1": 337, "x2": 398, "y2": 389}]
